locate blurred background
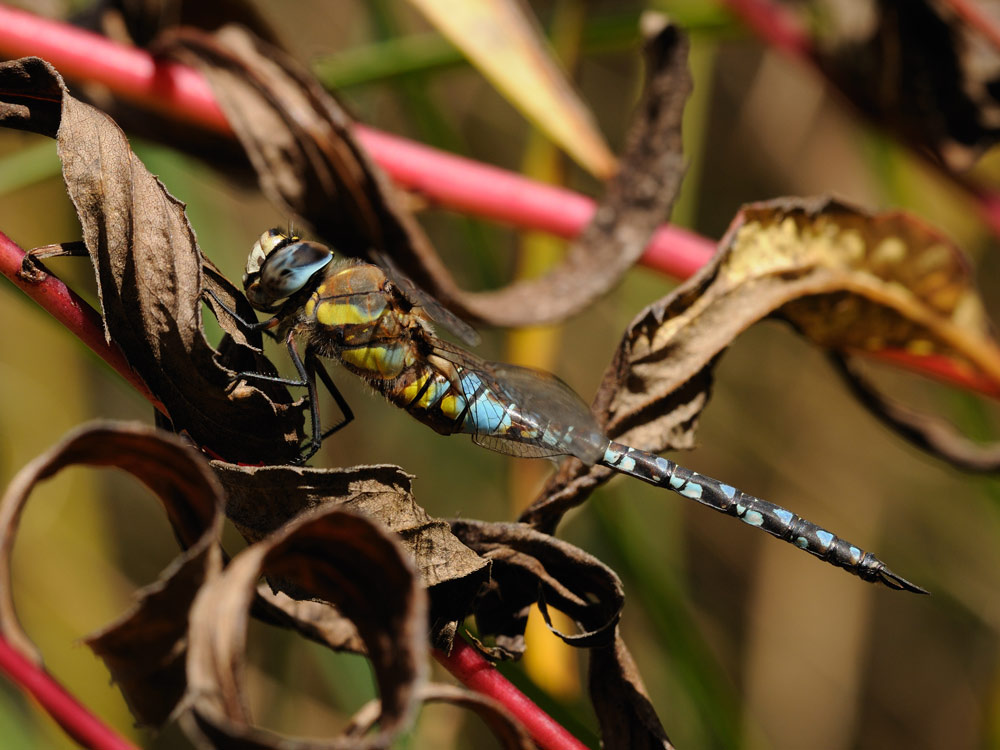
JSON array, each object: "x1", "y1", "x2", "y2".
[{"x1": 1, "y1": 1, "x2": 999, "y2": 748}]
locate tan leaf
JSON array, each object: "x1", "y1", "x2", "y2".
[
  {"x1": 407, "y1": 0, "x2": 616, "y2": 178},
  {"x1": 0, "y1": 56, "x2": 304, "y2": 464},
  {"x1": 346, "y1": 683, "x2": 534, "y2": 750},
  {"x1": 213, "y1": 462, "x2": 490, "y2": 628},
  {"x1": 524, "y1": 196, "x2": 1000, "y2": 527},
  {"x1": 181, "y1": 507, "x2": 427, "y2": 749},
  {"x1": 165, "y1": 19, "x2": 688, "y2": 328},
  {"x1": 0, "y1": 422, "x2": 225, "y2": 726},
  {"x1": 448, "y1": 520, "x2": 673, "y2": 747}
]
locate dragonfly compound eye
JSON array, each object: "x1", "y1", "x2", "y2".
[{"x1": 257, "y1": 240, "x2": 333, "y2": 302}]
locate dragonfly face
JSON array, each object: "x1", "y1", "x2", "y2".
[{"x1": 243, "y1": 229, "x2": 333, "y2": 312}]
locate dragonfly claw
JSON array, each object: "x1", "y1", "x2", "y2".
[
  {"x1": 288, "y1": 439, "x2": 321, "y2": 466},
  {"x1": 876, "y1": 565, "x2": 929, "y2": 595}
]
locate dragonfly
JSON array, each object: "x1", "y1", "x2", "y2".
[{"x1": 221, "y1": 228, "x2": 926, "y2": 594}]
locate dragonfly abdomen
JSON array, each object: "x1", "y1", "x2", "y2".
[{"x1": 601, "y1": 441, "x2": 925, "y2": 592}]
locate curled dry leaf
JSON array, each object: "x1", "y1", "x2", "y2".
[
  {"x1": 181, "y1": 508, "x2": 427, "y2": 750},
  {"x1": 523, "y1": 196, "x2": 1000, "y2": 528},
  {"x1": 346, "y1": 683, "x2": 534, "y2": 750},
  {"x1": 213, "y1": 462, "x2": 491, "y2": 629},
  {"x1": 449, "y1": 519, "x2": 622, "y2": 654},
  {"x1": 0, "y1": 422, "x2": 224, "y2": 727},
  {"x1": 449, "y1": 520, "x2": 672, "y2": 749},
  {"x1": 812, "y1": 0, "x2": 1000, "y2": 170},
  {"x1": 830, "y1": 352, "x2": 1000, "y2": 472},
  {"x1": 164, "y1": 18, "x2": 689, "y2": 328},
  {"x1": 0, "y1": 56, "x2": 304, "y2": 465},
  {"x1": 590, "y1": 635, "x2": 675, "y2": 750}
]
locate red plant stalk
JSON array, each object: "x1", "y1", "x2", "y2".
[
  {"x1": 0, "y1": 232, "x2": 163, "y2": 411},
  {"x1": 0, "y1": 6, "x2": 994, "y2": 399},
  {"x1": 434, "y1": 640, "x2": 590, "y2": 750},
  {"x1": 0, "y1": 635, "x2": 139, "y2": 750}
]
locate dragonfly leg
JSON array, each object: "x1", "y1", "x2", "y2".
[
  {"x1": 309, "y1": 355, "x2": 354, "y2": 439},
  {"x1": 285, "y1": 335, "x2": 323, "y2": 464},
  {"x1": 203, "y1": 287, "x2": 277, "y2": 335}
]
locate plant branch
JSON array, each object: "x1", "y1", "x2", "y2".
[
  {"x1": 0, "y1": 634, "x2": 139, "y2": 750},
  {"x1": 434, "y1": 638, "x2": 590, "y2": 750},
  {"x1": 0, "y1": 9, "x2": 995, "y2": 395},
  {"x1": 0, "y1": 232, "x2": 163, "y2": 411},
  {"x1": 1, "y1": 226, "x2": 588, "y2": 747}
]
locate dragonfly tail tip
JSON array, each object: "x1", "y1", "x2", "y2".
[{"x1": 879, "y1": 567, "x2": 930, "y2": 595}]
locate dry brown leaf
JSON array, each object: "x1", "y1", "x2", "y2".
[
  {"x1": 523, "y1": 196, "x2": 1000, "y2": 528},
  {"x1": 830, "y1": 352, "x2": 1000, "y2": 471},
  {"x1": 346, "y1": 684, "x2": 534, "y2": 750},
  {"x1": 448, "y1": 520, "x2": 672, "y2": 749},
  {"x1": 180, "y1": 507, "x2": 426, "y2": 750},
  {"x1": 454, "y1": 15, "x2": 690, "y2": 327},
  {"x1": 590, "y1": 635, "x2": 675, "y2": 750},
  {"x1": 250, "y1": 586, "x2": 365, "y2": 655},
  {"x1": 164, "y1": 18, "x2": 689, "y2": 328},
  {"x1": 0, "y1": 422, "x2": 225, "y2": 726},
  {"x1": 813, "y1": 0, "x2": 1000, "y2": 170},
  {"x1": 0, "y1": 56, "x2": 304, "y2": 464},
  {"x1": 407, "y1": 0, "x2": 617, "y2": 178},
  {"x1": 213, "y1": 462, "x2": 490, "y2": 629},
  {"x1": 449, "y1": 520, "x2": 622, "y2": 655}
]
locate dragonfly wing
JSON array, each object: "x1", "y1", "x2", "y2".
[
  {"x1": 490, "y1": 363, "x2": 607, "y2": 464},
  {"x1": 368, "y1": 248, "x2": 481, "y2": 347},
  {"x1": 429, "y1": 340, "x2": 607, "y2": 465},
  {"x1": 472, "y1": 433, "x2": 565, "y2": 459}
]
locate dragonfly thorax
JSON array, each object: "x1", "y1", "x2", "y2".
[{"x1": 243, "y1": 228, "x2": 333, "y2": 312}]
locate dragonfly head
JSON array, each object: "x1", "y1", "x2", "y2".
[{"x1": 243, "y1": 228, "x2": 333, "y2": 310}]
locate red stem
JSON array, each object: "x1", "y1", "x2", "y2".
[
  {"x1": 0, "y1": 4, "x2": 713, "y2": 278},
  {"x1": 0, "y1": 232, "x2": 164, "y2": 412},
  {"x1": 434, "y1": 639, "x2": 590, "y2": 750},
  {"x1": 718, "y1": 0, "x2": 812, "y2": 58},
  {"x1": 0, "y1": 635, "x2": 139, "y2": 750},
  {"x1": 0, "y1": 6, "x2": 994, "y2": 398}
]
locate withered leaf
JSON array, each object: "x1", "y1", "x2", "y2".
[
  {"x1": 346, "y1": 684, "x2": 534, "y2": 750},
  {"x1": 164, "y1": 18, "x2": 689, "y2": 328},
  {"x1": 449, "y1": 521, "x2": 672, "y2": 749},
  {"x1": 448, "y1": 15, "x2": 690, "y2": 327},
  {"x1": 250, "y1": 586, "x2": 365, "y2": 655},
  {"x1": 78, "y1": 0, "x2": 284, "y2": 48},
  {"x1": 449, "y1": 520, "x2": 622, "y2": 655},
  {"x1": 590, "y1": 635, "x2": 675, "y2": 750},
  {"x1": 213, "y1": 462, "x2": 490, "y2": 627},
  {"x1": 813, "y1": 0, "x2": 1000, "y2": 170},
  {"x1": 181, "y1": 507, "x2": 426, "y2": 750},
  {"x1": 0, "y1": 56, "x2": 304, "y2": 465},
  {"x1": 830, "y1": 352, "x2": 1000, "y2": 472},
  {"x1": 523, "y1": 196, "x2": 1000, "y2": 528},
  {"x1": 0, "y1": 422, "x2": 224, "y2": 727},
  {"x1": 164, "y1": 25, "x2": 467, "y2": 303}
]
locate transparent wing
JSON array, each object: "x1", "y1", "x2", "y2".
[
  {"x1": 369, "y1": 248, "x2": 481, "y2": 347},
  {"x1": 430, "y1": 339, "x2": 607, "y2": 464},
  {"x1": 472, "y1": 433, "x2": 565, "y2": 459}
]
